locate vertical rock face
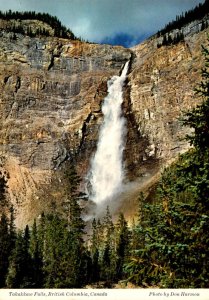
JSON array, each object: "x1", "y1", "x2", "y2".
[
  {"x1": 0, "y1": 30, "x2": 131, "y2": 226},
  {"x1": 117, "y1": 23, "x2": 209, "y2": 219},
  {"x1": 0, "y1": 18, "x2": 208, "y2": 226},
  {"x1": 127, "y1": 27, "x2": 209, "y2": 175}
]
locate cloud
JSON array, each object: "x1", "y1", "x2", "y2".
[
  {"x1": 0, "y1": 0, "x2": 205, "y2": 46},
  {"x1": 101, "y1": 33, "x2": 147, "y2": 48}
]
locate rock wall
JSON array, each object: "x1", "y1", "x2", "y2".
[
  {"x1": 0, "y1": 30, "x2": 131, "y2": 226},
  {"x1": 117, "y1": 25, "x2": 209, "y2": 219},
  {"x1": 0, "y1": 20, "x2": 209, "y2": 226},
  {"x1": 128, "y1": 27, "x2": 209, "y2": 171}
]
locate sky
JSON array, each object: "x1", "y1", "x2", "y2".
[{"x1": 0, "y1": 0, "x2": 205, "y2": 47}]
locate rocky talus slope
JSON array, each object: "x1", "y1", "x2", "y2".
[{"x1": 0, "y1": 19, "x2": 208, "y2": 226}]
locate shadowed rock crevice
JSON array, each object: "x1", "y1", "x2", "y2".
[
  {"x1": 123, "y1": 65, "x2": 160, "y2": 181},
  {"x1": 47, "y1": 42, "x2": 63, "y2": 71}
]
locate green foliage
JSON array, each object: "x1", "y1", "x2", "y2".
[
  {"x1": 124, "y1": 38, "x2": 209, "y2": 288},
  {"x1": 0, "y1": 164, "x2": 92, "y2": 288},
  {"x1": 0, "y1": 171, "x2": 7, "y2": 207},
  {"x1": 0, "y1": 213, "x2": 10, "y2": 287},
  {"x1": 157, "y1": 0, "x2": 209, "y2": 37},
  {"x1": 8, "y1": 206, "x2": 16, "y2": 251},
  {"x1": 0, "y1": 179, "x2": 16, "y2": 288},
  {"x1": 62, "y1": 163, "x2": 85, "y2": 239},
  {"x1": 87, "y1": 209, "x2": 131, "y2": 285},
  {"x1": 29, "y1": 220, "x2": 43, "y2": 287},
  {"x1": 41, "y1": 213, "x2": 71, "y2": 287},
  {"x1": 157, "y1": 0, "x2": 209, "y2": 48},
  {"x1": 115, "y1": 213, "x2": 130, "y2": 279},
  {"x1": 125, "y1": 182, "x2": 209, "y2": 287},
  {"x1": 0, "y1": 10, "x2": 76, "y2": 39},
  {"x1": 98, "y1": 207, "x2": 116, "y2": 282},
  {"x1": 182, "y1": 44, "x2": 209, "y2": 150},
  {"x1": 6, "y1": 228, "x2": 34, "y2": 288},
  {"x1": 157, "y1": 31, "x2": 184, "y2": 48},
  {"x1": 40, "y1": 212, "x2": 91, "y2": 288},
  {"x1": 40, "y1": 164, "x2": 89, "y2": 288},
  {"x1": 3, "y1": 210, "x2": 91, "y2": 288}
]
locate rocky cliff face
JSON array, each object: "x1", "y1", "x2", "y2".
[
  {"x1": 119, "y1": 24, "x2": 209, "y2": 218},
  {"x1": 0, "y1": 19, "x2": 208, "y2": 227},
  {"x1": 128, "y1": 22, "x2": 208, "y2": 178},
  {"x1": 0, "y1": 29, "x2": 131, "y2": 226},
  {"x1": 128, "y1": 23, "x2": 208, "y2": 169}
]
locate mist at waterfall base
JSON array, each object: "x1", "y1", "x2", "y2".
[{"x1": 86, "y1": 62, "x2": 129, "y2": 218}]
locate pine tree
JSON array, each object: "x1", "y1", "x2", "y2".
[
  {"x1": 0, "y1": 213, "x2": 10, "y2": 287},
  {"x1": 115, "y1": 213, "x2": 130, "y2": 280},
  {"x1": 100, "y1": 207, "x2": 116, "y2": 283},
  {"x1": 36, "y1": 163, "x2": 89, "y2": 288},
  {"x1": 6, "y1": 227, "x2": 33, "y2": 288},
  {"x1": 124, "y1": 40, "x2": 209, "y2": 288},
  {"x1": 42, "y1": 214, "x2": 69, "y2": 288},
  {"x1": 179, "y1": 42, "x2": 209, "y2": 211},
  {"x1": 183, "y1": 43, "x2": 209, "y2": 151},
  {"x1": 29, "y1": 219, "x2": 43, "y2": 287},
  {"x1": 41, "y1": 212, "x2": 90, "y2": 288},
  {"x1": 61, "y1": 163, "x2": 89, "y2": 287},
  {"x1": 90, "y1": 218, "x2": 100, "y2": 282},
  {"x1": 8, "y1": 205, "x2": 16, "y2": 251},
  {"x1": 0, "y1": 171, "x2": 7, "y2": 207}
]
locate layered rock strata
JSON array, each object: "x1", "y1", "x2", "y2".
[
  {"x1": 128, "y1": 27, "x2": 209, "y2": 170},
  {"x1": 0, "y1": 30, "x2": 131, "y2": 226},
  {"x1": 0, "y1": 19, "x2": 209, "y2": 226}
]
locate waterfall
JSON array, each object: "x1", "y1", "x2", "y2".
[{"x1": 87, "y1": 61, "x2": 129, "y2": 204}]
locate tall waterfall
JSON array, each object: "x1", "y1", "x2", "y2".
[{"x1": 88, "y1": 61, "x2": 129, "y2": 204}]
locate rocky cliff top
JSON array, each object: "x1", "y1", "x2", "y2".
[{"x1": 0, "y1": 11, "x2": 75, "y2": 39}]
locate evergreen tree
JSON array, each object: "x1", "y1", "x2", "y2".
[
  {"x1": 6, "y1": 227, "x2": 33, "y2": 288},
  {"x1": 0, "y1": 10, "x2": 76, "y2": 39},
  {"x1": 115, "y1": 213, "x2": 130, "y2": 280},
  {"x1": 100, "y1": 207, "x2": 116, "y2": 283},
  {"x1": 8, "y1": 205, "x2": 16, "y2": 251},
  {"x1": 183, "y1": 43, "x2": 209, "y2": 150},
  {"x1": 29, "y1": 219, "x2": 43, "y2": 287},
  {"x1": 124, "y1": 39, "x2": 209, "y2": 288},
  {"x1": 42, "y1": 213, "x2": 72, "y2": 288},
  {"x1": 41, "y1": 212, "x2": 90, "y2": 288},
  {"x1": 0, "y1": 171, "x2": 7, "y2": 207},
  {"x1": 40, "y1": 164, "x2": 88, "y2": 288},
  {"x1": 158, "y1": 0, "x2": 209, "y2": 36},
  {"x1": 89, "y1": 218, "x2": 100, "y2": 282},
  {"x1": 62, "y1": 163, "x2": 90, "y2": 286},
  {"x1": 0, "y1": 213, "x2": 10, "y2": 287}
]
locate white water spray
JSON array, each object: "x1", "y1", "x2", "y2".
[{"x1": 88, "y1": 61, "x2": 129, "y2": 204}]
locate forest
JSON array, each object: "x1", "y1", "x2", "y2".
[
  {"x1": 157, "y1": 0, "x2": 209, "y2": 36},
  {"x1": 157, "y1": 0, "x2": 209, "y2": 47},
  {"x1": 0, "y1": 10, "x2": 76, "y2": 39}
]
